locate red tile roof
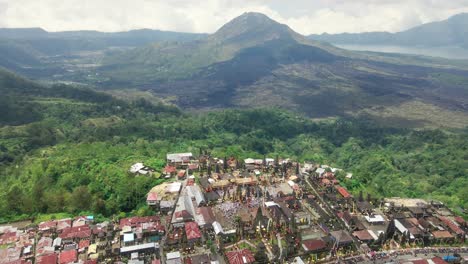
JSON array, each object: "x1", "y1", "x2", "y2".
[
  {"x1": 302, "y1": 239, "x2": 327, "y2": 252},
  {"x1": 411, "y1": 259, "x2": 428, "y2": 264},
  {"x1": 185, "y1": 221, "x2": 202, "y2": 240},
  {"x1": 188, "y1": 164, "x2": 199, "y2": 170},
  {"x1": 0, "y1": 232, "x2": 18, "y2": 245},
  {"x1": 39, "y1": 221, "x2": 57, "y2": 231},
  {"x1": 178, "y1": 170, "x2": 186, "y2": 177},
  {"x1": 454, "y1": 216, "x2": 465, "y2": 226},
  {"x1": 164, "y1": 166, "x2": 176, "y2": 173},
  {"x1": 225, "y1": 249, "x2": 255, "y2": 264},
  {"x1": 439, "y1": 216, "x2": 464, "y2": 235},
  {"x1": 78, "y1": 239, "x2": 90, "y2": 249},
  {"x1": 59, "y1": 226, "x2": 91, "y2": 239},
  {"x1": 147, "y1": 192, "x2": 158, "y2": 201},
  {"x1": 321, "y1": 179, "x2": 331, "y2": 185},
  {"x1": 59, "y1": 250, "x2": 77, "y2": 264},
  {"x1": 56, "y1": 219, "x2": 72, "y2": 231},
  {"x1": 36, "y1": 253, "x2": 57, "y2": 264},
  {"x1": 119, "y1": 216, "x2": 161, "y2": 229},
  {"x1": 336, "y1": 186, "x2": 351, "y2": 198}
]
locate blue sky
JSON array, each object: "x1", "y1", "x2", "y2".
[{"x1": 1, "y1": 0, "x2": 467, "y2": 34}]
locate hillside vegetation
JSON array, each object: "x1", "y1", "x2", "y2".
[{"x1": 0, "y1": 69, "x2": 466, "y2": 222}]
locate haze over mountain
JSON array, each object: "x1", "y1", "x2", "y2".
[
  {"x1": 0, "y1": 27, "x2": 204, "y2": 77},
  {"x1": 1, "y1": 12, "x2": 468, "y2": 128},
  {"x1": 309, "y1": 13, "x2": 468, "y2": 59}
]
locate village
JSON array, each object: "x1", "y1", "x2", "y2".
[{"x1": 0, "y1": 152, "x2": 467, "y2": 264}]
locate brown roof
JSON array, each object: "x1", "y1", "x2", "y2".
[
  {"x1": 439, "y1": 216, "x2": 464, "y2": 235},
  {"x1": 330, "y1": 230, "x2": 354, "y2": 245},
  {"x1": 432, "y1": 230, "x2": 453, "y2": 239},
  {"x1": 198, "y1": 207, "x2": 215, "y2": 225},
  {"x1": 302, "y1": 239, "x2": 327, "y2": 252},
  {"x1": 352, "y1": 230, "x2": 374, "y2": 241},
  {"x1": 59, "y1": 226, "x2": 91, "y2": 240},
  {"x1": 238, "y1": 206, "x2": 259, "y2": 223}
]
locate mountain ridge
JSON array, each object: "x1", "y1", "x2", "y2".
[
  {"x1": 308, "y1": 13, "x2": 468, "y2": 47},
  {"x1": 2, "y1": 13, "x2": 468, "y2": 128},
  {"x1": 95, "y1": 13, "x2": 468, "y2": 129}
]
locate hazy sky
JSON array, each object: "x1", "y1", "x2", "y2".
[{"x1": 1, "y1": 0, "x2": 468, "y2": 34}]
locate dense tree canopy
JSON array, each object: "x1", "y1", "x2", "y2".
[{"x1": 0, "y1": 73, "x2": 466, "y2": 222}]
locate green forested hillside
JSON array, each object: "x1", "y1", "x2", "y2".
[{"x1": 0, "y1": 70, "x2": 466, "y2": 222}]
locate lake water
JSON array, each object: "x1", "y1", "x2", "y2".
[{"x1": 336, "y1": 44, "x2": 468, "y2": 60}]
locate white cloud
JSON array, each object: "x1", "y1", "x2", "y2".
[{"x1": 0, "y1": 0, "x2": 467, "y2": 34}]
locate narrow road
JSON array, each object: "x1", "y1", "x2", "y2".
[{"x1": 276, "y1": 233, "x2": 283, "y2": 259}]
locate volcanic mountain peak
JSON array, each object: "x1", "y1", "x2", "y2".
[{"x1": 211, "y1": 12, "x2": 300, "y2": 44}]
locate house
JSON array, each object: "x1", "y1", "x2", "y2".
[
  {"x1": 335, "y1": 186, "x2": 352, "y2": 199},
  {"x1": 438, "y1": 216, "x2": 465, "y2": 237},
  {"x1": 73, "y1": 216, "x2": 93, "y2": 227},
  {"x1": 394, "y1": 219, "x2": 414, "y2": 240},
  {"x1": 184, "y1": 253, "x2": 210, "y2": 264},
  {"x1": 163, "y1": 165, "x2": 177, "y2": 177},
  {"x1": 212, "y1": 222, "x2": 224, "y2": 236},
  {"x1": 352, "y1": 230, "x2": 375, "y2": 243},
  {"x1": 167, "y1": 153, "x2": 193, "y2": 166},
  {"x1": 36, "y1": 237, "x2": 54, "y2": 256},
  {"x1": 58, "y1": 250, "x2": 77, "y2": 264},
  {"x1": 225, "y1": 249, "x2": 255, "y2": 264},
  {"x1": 178, "y1": 170, "x2": 187, "y2": 180},
  {"x1": 364, "y1": 214, "x2": 385, "y2": 225},
  {"x1": 166, "y1": 251, "x2": 182, "y2": 264},
  {"x1": 38, "y1": 221, "x2": 57, "y2": 233},
  {"x1": 56, "y1": 219, "x2": 72, "y2": 231},
  {"x1": 315, "y1": 168, "x2": 326, "y2": 177},
  {"x1": 238, "y1": 206, "x2": 259, "y2": 227},
  {"x1": 120, "y1": 243, "x2": 159, "y2": 258},
  {"x1": 172, "y1": 194, "x2": 196, "y2": 226},
  {"x1": 147, "y1": 192, "x2": 158, "y2": 206},
  {"x1": 186, "y1": 185, "x2": 206, "y2": 207},
  {"x1": 431, "y1": 230, "x2": 454, "y2": 242},
  {"x1": 78, "y1": 239, "x2": 90, "y2": 253},
  {"x1": 195, "y1": 207, "x2": 216, "y2": 228},
  {"x1": 36, "y1": 253, "x2": 57, "y2": 264},
  {"x1": 59, "y1": 226, "x2": 91, "y2": 242},
  {"x1": 129, "y1": 163, "x2": 155, "y2": 175},
  {"x1": 302, "y1": 239, "x2": 328, "y2": 253},
  {"x1": 184, "y1": 222, "x2": 202, "y2": 244},
  {"x1": 330, "y1": 230, "x2": 354, "y2": 247},
  {"x1": 123, "y1": 232, "x2": 136, "y2": 246}
]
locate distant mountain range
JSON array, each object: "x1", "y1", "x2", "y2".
[
  {"x1": 0, "y1": 27, "x2": 204, "y2": 76},
  {"x1": 309, "y1": 13, "x2": 468, "y2": 48},
  {"x1": 1, "y1": 12, "x2": 468, "y2": 128}
]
